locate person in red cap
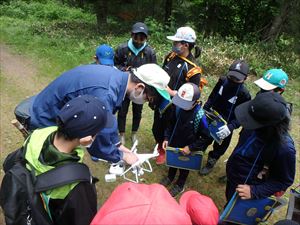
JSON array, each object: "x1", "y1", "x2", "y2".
[
  {"x1": 90, "y1": 182, "x2": 193, "y2": 225},
  {"x1": 180, "y1": 190, "x2": 219, "y2": 225}
]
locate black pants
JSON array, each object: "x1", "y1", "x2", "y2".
[
  {"x1": 168, "y1": 167, "x2": 190, "y2": 188},
  {"x1": 152, "y1": 107, "x2": 172, "y2": 144},
  {"x1": 198, "y1": 132, "x2": 233, "y2": 160},
  {"x1": 117, "y1": 96, "x2": 143, "y2": 133}
]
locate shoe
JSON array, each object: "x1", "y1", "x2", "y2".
[
  {"x1": 159, "y1": 176, "x2": 172, "y2": 187},
  {"x1": 131, "y1": 132, "x2": 138, "y2": 143},
  {"x1": 169, "y1": 184, "x2": 185, "y2": 197},
  {"x1": 119, "y1": 133, "x2": 125, "y2": 145},
  {"x1": 156, "y1": 145, "x2": 166, "y2": 165},
  {"x1": 199, "y1": 157, "x2": 217, "y2": 175},
  {"x1": 109, "y1": 161, "x2": 125, "y2": 175}
]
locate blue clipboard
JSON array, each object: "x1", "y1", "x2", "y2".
[{"x1": 205, "y1": 110, "x2": 226, "y2": 145}]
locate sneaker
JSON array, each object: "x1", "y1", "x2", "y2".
[
  {"x1": 159, "y1": 176, "x2": 172, "y2": 187},
  {"x1": 199, "y1": 157, "x2": 217, "y2": 176},
  {"x1": 156, "y1": 146, "x2": 166, "y2": 165},
  {"x1": 109, "y1": 161, "x2": 125, "y2": 175},
  {"x1": 169, "y1": 184, "x2": 185, "y2": 197}
]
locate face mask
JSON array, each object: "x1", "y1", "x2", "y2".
[
  {"x1": 129, "y1": 88, "x2": 145, "y2": 104},
  {"x1": 172, "y1": 45, "x2": 182, "y2": 54},
  {"x1": 133, "y1": 41, "x2": 143, "y2": 49}
]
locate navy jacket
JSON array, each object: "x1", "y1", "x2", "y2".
[
  {"x1": 163, "y1": 52, "x2": 201, "y2": 90},
  {"x1": 164, "y1": 104, "x2": 209, "y2": 151},
  {"x1": 204, "y1": 76, "x2": 251, "y2": 131},
  {"x1": 30, "y1": 65, "x2": 128, "y2": 162},
  {"x1": 114, "y1": 42, "x2": 156, "y2": 70},
  {"x1": 226, "y1": 129, "x2": 296, "y2": 199}
]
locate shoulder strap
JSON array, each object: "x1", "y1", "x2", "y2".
[{"x1": 35, "y1": 163, "x2": 91, "y2": 192}]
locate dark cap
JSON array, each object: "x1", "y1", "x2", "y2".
[
  {"x1": 234, "y1": 92, "x2": 287, "y2": 130},
  {"x1": 57, "y1": 95, "x2": 115, "y2": 138},
  {"x1": 227, "y1": 60, "x2": 249, "y2": 81},
  {"x1": 131, "y1": 22, "x2": 148, "y2": 36}
]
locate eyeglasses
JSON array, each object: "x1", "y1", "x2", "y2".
[{"x1": 132, "y1": 33, "x2": 147, "y2": 42}]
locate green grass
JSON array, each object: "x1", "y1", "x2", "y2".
[{"x1": 1, "y1": 0, "x2": 299, "y2": 223}]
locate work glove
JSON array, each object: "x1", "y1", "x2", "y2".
[{"x1": 216, "y1": 125, "x2": 231, "y2": 139}]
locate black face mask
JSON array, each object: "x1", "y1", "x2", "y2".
[
  {"x1": 133, "y1": 41, "x2": 143, "y2": 49},
  {"x1": 148, "y1": 95, "x2": 163, "y2": 111}
]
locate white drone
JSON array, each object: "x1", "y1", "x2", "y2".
[{"x1": 94, "y1": 140, "x2": 159, "y2": 183}]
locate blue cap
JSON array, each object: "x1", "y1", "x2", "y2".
[
  {"x1": 95, "y1": 44, "x2": 114, "y2": 66},
  {"x1": 57, "y1": 95, "x2": 115, "y2": 138}
]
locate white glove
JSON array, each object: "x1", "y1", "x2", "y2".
[{"x1": 216, "y1": 125, "x2": 231, "y2": 139}]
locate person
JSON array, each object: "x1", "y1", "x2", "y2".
[
  {"x1": 254, "y1": 68, "x2": 288, "y2": 95},
  {"x1": 225, "y1": 92, "x2": 295, "y2": 203},
  {"x1": 115, "y1": 22, "x2": 157, "y2": 145},
  {"x1": 160, "y1": 83, "x2": 208, "y2": 196},
  {"x1": 24, "y1": 63, "x2": 170, "y2": 165},
  {"x1": 93, "y1": 44, "x2": 115, "y2": 66},
  {"x1": 199, "y1": 59, "x2": 251, "y2": 175},
  {"x1": 254, "y1": 68, "x2": 293, "y2": 116},
  {"x1": 90, "y1": 182, "x2": 193, "y2": 225},
  {"x1": 180, "y1": 190, "x2": 219, "y2": 225},
  {"x1": 153, "y1": 26, "x2": 202, "y2": 164},
  {"x1": 22, "y1": 95, "x2": 114, "y2": 225}
]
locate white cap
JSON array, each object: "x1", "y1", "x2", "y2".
[
  {"x1": 167, "y1": 27, "x2": 196, "y2": 43},
  {"x1": 132, "y1": 64, "x2": 171, "y2": 100},
  {"x1": 172, "y1": 83, "x2": 200, "y2": 110}
]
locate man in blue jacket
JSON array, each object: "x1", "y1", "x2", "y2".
[
  {"x1": 226, "y1": 92, "x2": 295, "y2": 201},
  {"x1": 19, "y1": 63, "x2": 170, "y2": 165}
]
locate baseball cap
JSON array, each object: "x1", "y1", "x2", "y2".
[
  {"x1": 172, "y1": 83, "x2": 200, "y2": 110},
  {"x1": 132, "y1": 22, "x2": 148, "y2": 36},
  {"x1": 132, "y1": 63, "x2": 171, "y2": 101},
  {"x1": 227, "y1": 60, "x2": 249, "y2": 81},
  {"x1": 57, "y1": 95, "x2": 115, "y2": 138},
  {"x1": 95, "y1": 44, "x2": 114, "y2": 66},
  {"x1": 254, "y1": 68, "x2": 288, "y2": 90},
  {"x1": 167, "y1": 27, "x2": 196, "y2": 43},
  {"x1": 91, "y1": 182, "x2": 192, "y2": 225},
  {"x1": 234, "y1": 92, "x2": 287, "y2": 130},
  {"x1": 180, "y1": 191, "x2": 219, "y2": 225}
]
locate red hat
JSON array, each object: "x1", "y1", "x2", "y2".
[
  {"x1": 180, "y1": 191, "x2": 219, "y2": 225},
  {"x1": 91, "y1": 182, "x2": 192, "y2": 225}
]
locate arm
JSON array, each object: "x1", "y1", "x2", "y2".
[
  {"x1": 203, "y1": 78, "x2": 223, "y2": 111},
  {"x1": 114, "y1": 45, "x2": 128, "y2": 71},
  {"x1": 250, "y1": 141, "x2": 296, "y2": 199}
]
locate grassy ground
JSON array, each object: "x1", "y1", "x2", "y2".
[{"x1": 0, "y1": 1, "x2": 300, "y2": 223}]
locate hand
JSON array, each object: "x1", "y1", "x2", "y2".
[
  {"x1": 122, "y1": 152, "x2": 138, "y2": 165},
  {"x1": 236, "y1": 184, "x2": 251, "y2": 200},
  {"x1": 182, "y1": 146, "x2": 191, "y2": 155},
  {"x1": 216, "y1": 125, "x2": 231, "y2": 139},
  {"x1": 162, "y1": 140, "x2": 168, "y2": 150},
  {"x1": 118, "y1": 145, "x2": 131, "y2": 153}
]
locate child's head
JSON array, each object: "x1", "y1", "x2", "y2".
[
  {"x1": 95, "y1": 44, "x2": 114, "y2": 66},
  {"x1": 227, "y1": 59, "x2": 249, "y2": 83},
  {"x1": 56, "y1": 95, "x2": 114, "y2": 143},
  {"x1": 254, "y1": 68, "x2": 288, "y2": 94},
  {"x1": 172, "y1": 83, "x2": 200, "y2": 110}
]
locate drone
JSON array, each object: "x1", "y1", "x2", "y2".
[{"x1": 92, "y1": 140, "x2": 159, "y2": 183}]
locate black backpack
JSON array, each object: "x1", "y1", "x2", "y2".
[{"x1": 0, "y1": 148, "x2": 92, "y2": 225}]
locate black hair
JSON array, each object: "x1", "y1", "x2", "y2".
[
  {"x1": 256, "y1": 116, "x2": 290, "y2": 144},
  {"x1": 180, "y1": 41, "x2": 202, "y2": 59},
  {"x1": 56, "y1": 117, "x2": 77, "y2": 141}
]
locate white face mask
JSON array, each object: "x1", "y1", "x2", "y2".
[{"x1": 128, "y1": 88, "x2": 146, "y2": 104}]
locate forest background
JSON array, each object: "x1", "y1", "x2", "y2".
[{"x1": 0, "y1": 0, "x2": 299, "y2": 223}]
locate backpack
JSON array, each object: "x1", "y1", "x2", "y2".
[
  {"x1": 166, "y1": 52, "x2": 208, "y2": 91},
  {"x1": 0, "y1": 148, "x2": 92, "y2": 225}
]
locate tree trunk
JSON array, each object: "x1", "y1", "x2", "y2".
[
  {"x1": 94, "y1": 0, "x2": 108, "y2": 31},
  {"x1": 262, "y1": 0, "x2": 293, "y2": 41},
  {"x1": 164, "y1": 0, "x2": 172, "y2": 26}
]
